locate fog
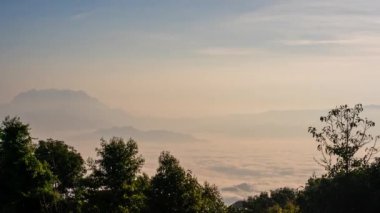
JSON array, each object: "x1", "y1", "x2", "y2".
[{"x1": 7, "y1": 89, "x2": 380, "y2": 204}]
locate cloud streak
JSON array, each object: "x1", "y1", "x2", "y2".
[
  {"x1": 218, "y1": 0, "x2": 380, "y2": 55},
  {"x1": 281, "y1": 35, "x2": 380, "y2": 46},
  {"x1": 197, "y1": 47, "x2": 259, "y2": 56},
  {"x1": 70, "y1": 10, "x2": 97, "y2": 21}
]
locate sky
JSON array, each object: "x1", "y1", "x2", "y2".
[
  {"x1": 2, "y1": 0, "x2": 380, "y2": 203},
  {"x1": 1, "y1": 0, "x2": 380, "y2": 118}
]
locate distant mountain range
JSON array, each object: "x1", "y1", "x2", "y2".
[
  {"x1": 2, "y1": 89, "x2": 380, "y2": 142},
  {"x1": 0, "y1": 89, "x2": 198, "y2": 143},
  {"x1": 0, "y1": 89, "x2": 126, "y2": 132}
]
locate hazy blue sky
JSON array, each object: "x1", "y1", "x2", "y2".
[
  {"x1": 2, "y1": 0, "x2": 380, "y2": 117},
  {"x1": 2, "y1": 1, "x2": 380, "y2": 203}
]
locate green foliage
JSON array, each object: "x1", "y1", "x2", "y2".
[
  {"x1": 297, "y1": 104, "x2": 380, "y2": 212},
  {"x1": 84, "y1": 137, "x2": 147, "y2": 212},
  {"x1": 94, "y1": 137, "x2": 145, "y2": 189},
  {"x1": 150, "y1": 151, "x2": 201, "y2": 212},
  {"x1": 36, "y1": 139, "x2": 85, "y2": 194},
  {"x1": 200, "y1": 182, "x2": 227, "y2": 213},
  {"x1": 245, "y1": 192, "x2": 274, "y2": 212},
  {"x1": 229, "y1": 188, "x2": 299, "y2": 213},
  {"x1": 309, "y1": 104, "x2": 379, "y2": 176},
  {"x1": 298, "y1": 159, "x2": 380, "y2": 213},
  {"x1": 0, "y1": 116, "x2": 59, "y2": 212},
  {"x1": 270, "y1": 188, "x2": 297, "y2": 208},
  {"x1": 150, "y1": 151, "x2": 226, "y2": 213},
  {"x1": 0, "y1": 117, "x2": 227, "y2": 212}
]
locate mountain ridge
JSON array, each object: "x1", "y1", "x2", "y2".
[
  {"x1": 0, "y1": 89, "x2": 199, "y2": 143},
  {"x1": 2, "y1": 89, "x2": 380, "y2": 140}
]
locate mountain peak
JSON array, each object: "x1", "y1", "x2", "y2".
[
  {"x1": 0, "y1": 89, "x2": 121, "y2": 132},
  {"x1": 12, "y1": 89, "x2": 100, "y2": 104}
]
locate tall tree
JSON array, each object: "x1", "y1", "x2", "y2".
[
  {"x1": 36, "y1": 139, "x2": 85, "y2": 194},
  {"x1": 86, "y1": 137, "x2": 146, "y2": 212},
  {"x1": 150, "y1": 151, "x2": 226, "y2": 213},
  {"x1": 298, "y1": 105, "x2": 380, "y2": 212},
  {"x1": 150, "y1": 151, "x2": 201, "y2": 213},
  {"x1": 0, "y1": 116, "x2": 58, "y2": 212},
  {"x1": 199, "y1": 182, "x2": 227, "y2": 213},
  {"x1": 93, "y1": 137, "x2": 144, "y2": 189},
  {"x1": 308, "y1": 104, "x2": 379, "y2": 176}
]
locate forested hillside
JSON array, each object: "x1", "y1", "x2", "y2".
[{"x1": 0, "y1": 117, "x2": 225, "y2": 212}]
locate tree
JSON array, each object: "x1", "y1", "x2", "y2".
[
  {"x1": 244, "y1": 192, "x2": 274, "y2": 212},
  {"x1": 308, "y1": 104, "x2": 379, "y2": 176},
  {"x1": 0, "y1": 116, "x2": 59, "y2": 212},
  {"x1": 35, "y1": 139, "x2": 85, "y2": 194},
  {"x1": 200, "y1": 182, "x2": 227, "y2": 212},
  {"x1": 296, "y1": 104, "x2": 380, "y2": 212},
  {"x1": 150, "y1": 151, "x2": 201, "y2": 213},
  {"x1": 229, "y1": 188, "x2": 299, "y2": 213},
  {"x1": 298, "y1": 160, "x2": 380, "y2": 213},
  {"x1": 85, "y1": 137, "x2": 146, "y2": 212},
  {"x1": 94, "y1": 137, "x2": 144, "y2": 189},
  {"x1": 270, "y1": 187, "x2": 298, "y2": 209},
  {"x1": 150, "y1": 151, "x2": 226, "y2": 213}
]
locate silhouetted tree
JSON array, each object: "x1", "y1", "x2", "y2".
[
  {"x1": 298, "y1": 159, "x2": 380, "y2": 213},
  {"x1": 36, "y1": 139, "x2": 85, "y2": 194},
  {"x1": 308, "y1": 104, "x2": 379, "y2": 176},
  {"x1": 270, "y1": 187, "x2": 298, "y2": 210},
  {"x1": 85, "y1": 137, "x2": 146, "y2": 212},
  {"x1": 150, "y1": 151, "x2": 226, "y2": 213},
  {"x1": 0, "y1": 117, "x2": 227, "y2": 212},
  {"x1": 230, "y1": 104, "x2": 380, "y2": 213},
  {"x1": 35, "y1": 139, "x2": 86, "y2": 211},
  {"x1": 297, "y1": 104, "x2": 380, "y2": 212},
  {"x1": 230, "y1": 188, "x2": 299, "y2": 213},
  {"x1": 150, "y1": 151, "x2": 201, "y2": 212},
  {"x1": 200, "y1": 182, "x2": 227, "y2": 212},
  {"x1": 0, "y1": 117, "x2": 59, "y2": 212}
]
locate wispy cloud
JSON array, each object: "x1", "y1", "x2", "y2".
[
  {"x1": 222, "y1": 183, "x2": 257, "y2": 194},
  {"x1": 281, "y1": 36, "x2": 380, "y2": 46},
  {"x1": 281, "y1": 39, "x2": 354, "y2": 46},
  {"x1": 197, "y1": 47, "x2": 258, "y2": 56},
  {"x1": 221, "y1": 183, "x2": 259, "y2": 204},
  {"x1": 219, "y1": 0, "x2": 380, "y2": 55},
  {"x1": 70, "y1": 10, "x2": 96, "y2": 21}
]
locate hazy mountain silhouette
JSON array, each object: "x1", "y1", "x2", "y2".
[
  {"x1": 148, "y1": 107, "x2": 380, "y2": 139},
  {"x1": 2, "y1": 89, "x2": 380, "y2": 141},
  {"x1": 0, "y1": 89, "x2": 128, "y2": 133},
  {"x1": 0, "y1": 89, "x2": 199, "y2": 143}
]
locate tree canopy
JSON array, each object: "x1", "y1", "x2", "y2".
[
  {"x1": 0, "y1": 117, "x2": 58, "y2": 212},
  {"x1": 84, "y1": 137, "x2": 147, "y2": 212},
  {"x1": 36, "y1": 139, "x2": 85, "y2": 194},
  {"x1": 0, "y1": 117, "x2": 226, "y2": 212},
  {"x1": 93, "y1": 137, "x2": 144, "y2": 189},
  {"x1": 150, "y1": 151, "x2": 226, "y2": 213},
  {"x1": 230, "y1": 104, "x2": 380, "y2": 213},
  {"x1": 229, "y1": 188, "x2": 299, "y2": 213},
  {"x1": 308, "y1": 104, "x2": 379, "y2": 176}
]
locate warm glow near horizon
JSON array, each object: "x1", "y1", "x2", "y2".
[{"x1": 2, "y1": 0, "x2": 380, "y2": 117}]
